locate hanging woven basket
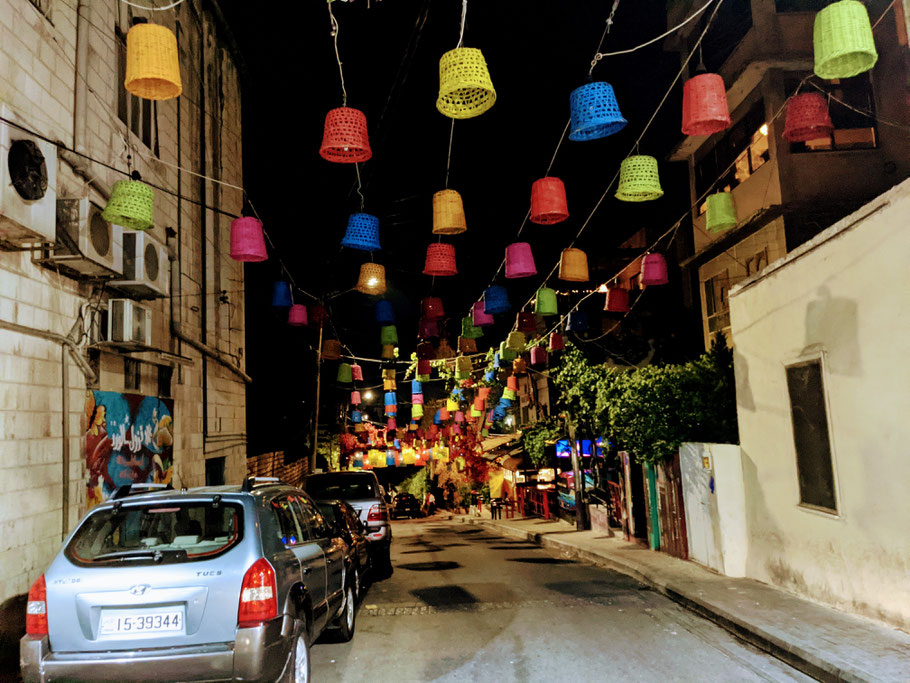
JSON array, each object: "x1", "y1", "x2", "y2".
[
  {"x1": 530, "y1": 345, "x2": 548, "y2": 367},
  {"x1": 455, "y1": 355, "x2": 472, "y2": 376},
  {"x1": 505, "y1": 242, "x2": 537, "y2": 279},
  {"x1": 516, "y1": 312, "x2": 537, "y2": 334},
  {"x1": 616, "y1": 155, "x2": 664, "y2": 202},
  {"x1": 230, "y1": 217, "x2": 267, "y2": 262},
  {"x1": 706, "y1": 192, "x2": 738, "y2": 233},
  {"x1": 418, "y1": 318, "x2": 440, "y2": 339},
  {"x1": 505, "y1": 330, "x2": 526, "y2": 352},
  {"x1": 351, "y1": 363, "x2": 363, "y2": 381},
  {"x1": 566, "y1": 311, "x2": 588, "y2": 332},
  {"x1": 102, "y1": 179, "x2": 154, "y2": 231},
  {"x1": 381, "y1": 345, "x2": 396, "y2": 359},
  {"x1": 356, "y1": 263, "x2": 387, "y2": 295},
  {"x1": 461, "y1": 316, "x2": 482, "y2": 339},
  {"x1": 337, "y1": 363, "x2": 353, "y2": 384},
  {"x1": 483, "y1": 286, "x2": 510, "y2": 315},
  {"x1": 375, "y1": 300, "x2": 395, "y2": 325},
  {"x1": 549, "y1": 332, "x2": 565, "y2": 352},
  {"x1": 421, "y1": 296, "x2": 446, "y2": 321},
  {"x1": 416, "y1": 341, "x2": 436, "y2": 360},
  {"x1": 530, "y1": 177, "x2": 569, "y2": 225},
  {"x1": 782, "y1": 93, "x2": 834, "y2": 143},
  {"x1": 124, "y1": 23, "x2": 182, "y2": 101},
  {"x1": 423, "y1": 243, "x2": 458, "y2": 276},
  {"x1": 433, "y1": 189, "x2": 467, "y2": 235},
  {"x1": 271, "y1": 281, "x2": 292, "y2": 308},
  {"x1": 458, "y1": 335, "x2": 477, "y2": 353},
  {"x1": 499, "y1": 342, "x2": 517, "y2": 362},
  {"x1": 604, "y1": 287, "x2": 630, "y2": 313},
  {"x1": 558, "y1": 248, "x2": 589, "y2": 282},
  {"x1": 322, "y1": 339, "x2": 342, "y2": 361},
  {"x1": 641, "y1": 253, "x2": 669, "y2": 286},
  {"x1": 681, "y1": 73, "x2": 731, "y2": 136},
  {"x1": 341, "y1": 213, "x2": 381, "y2": 251},
  {"x1": 569, "y1": 82, "x2": 627, "y2": 141},
  {"x1": 472, "y1": 301, "x2": 495, "y2": 326},
  {"x1": 319, "y1": 107, "x2": 372, "y2": 163},
  {"x1": 513, "y1": 358, "x2": 528, "y2": 375},
  {"x1": 813, "y1": 0, "x2": 878, "y2": 80},
  {"x1": 380, "y1": 325, "x2": 398, "y2": 347},
  {"x1": 351, "y1": 390, "x2": 362, "y2": 405},
  {"x1": 288, "y1": 304, "x2": 308, "y2": 326},
  {"x1": 534, "y1": 287, "x2": 558, "y2": 316},
  {"x1": 437, "y1": 339, "x2": 456, "y2": 359},
  {"x1": 436, "y1": 47, "x2": 497, "y2": 119}
]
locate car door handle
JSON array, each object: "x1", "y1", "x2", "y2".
[{"x1": 303, "y1": 566, "x2": 313, "y2": 575}]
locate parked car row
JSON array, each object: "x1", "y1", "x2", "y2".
[{"x1": 20, "y1": 470, "x2": 394, "y2": 683}]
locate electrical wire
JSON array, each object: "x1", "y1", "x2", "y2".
[{"x1": 120, "y1": 0, "x2": 186, "y2": 10}]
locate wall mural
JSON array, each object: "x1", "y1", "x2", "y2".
[{"x1": 85, "y1": 391, "x2": 174, "y2": 509}]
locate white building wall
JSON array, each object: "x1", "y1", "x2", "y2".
[
  {"x1": 0, "y1": 0, "x2": 247, "y2": 604},
  {"x1": 729, "y1": 178, "x2": 910, "y2": 629}
]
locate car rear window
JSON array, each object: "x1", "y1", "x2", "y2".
[
  {"x1": 65, "y1": 501, "x2": 243, "y2": 566},
  {"x1": 304, "y1": 475, "x2": 378, "y2": 500}
]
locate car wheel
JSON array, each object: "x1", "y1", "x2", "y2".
[
  {"x1": 282, "y1": 619, "x2": 310, "y2": 683},
  {"x1": 332, "y1": 584, "x2": 356, "y2": 642}
]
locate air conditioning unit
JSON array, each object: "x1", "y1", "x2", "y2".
[
  {"x1": 110, "y1": 230, "x2": 170, "y2": 298},
  {"x1": 106, "y1": 298, "x2": 151, "y2": 347},
  {"x1": 0, "y1": 104, "x2": 57, "y2": 245},
  {"x1": 48, "y1": 198, "x2": 123, "y2": 276}
]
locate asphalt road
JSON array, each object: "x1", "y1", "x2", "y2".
[{"x1": 311, "y1": 516, "x2": 812, "y2": 683}]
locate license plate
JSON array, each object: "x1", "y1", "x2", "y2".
[{"x1": 100, "y1": 607, "x2": 185, "y2": 635}]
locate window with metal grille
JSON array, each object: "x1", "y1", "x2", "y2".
[
  {"x1": 124, "y1": 357, "x2": 141, "y2": 391},
  {"x1": 115, "y1": 21, "x2": 160, "y2": 155},
  {"x1": 157, "y1": 365, "x2": 173, "y2": 398},
  {"x1": 786, "y1": 358, "x2": 838, "y2": 513}
]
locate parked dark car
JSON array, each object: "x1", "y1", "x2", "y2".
[
  {"x1": 20, "y1": 478, "x2": 356, "y2": 683},
  {"x1": 391, "y1": 492, "x2": 420, "y2": 519},
  {"x1": 302, "y1": 471, "x2": 391, "y2": 572},
  {"x1": 316, "y1": 500, "x2": 371, "y2": 600}
]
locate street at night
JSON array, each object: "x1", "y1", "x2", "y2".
[{"x1": 312, "y1": 518, "x2": 810, "y2": 682}]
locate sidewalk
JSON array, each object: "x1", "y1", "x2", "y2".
[{"x1": 446, "y1": 511, "x2": 910, "y2": 683}]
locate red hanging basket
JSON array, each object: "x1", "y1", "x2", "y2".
[
  {"x1": 421, "y1": 297, "x2": 446, "y2": 321},
  {"x1": 530, "y1": 346, "x2": 547, "y2": 366},
  {"x1": 530, "y1": 177, "x2": 569, "y2": 225},
  {"x1": 319, "y1": 107, "x2": 372, "y2": 163},
  {"x1": 604, "y1": 287, "x2": 630, "y2": 313},
  {"x1": 309, "y1": 304, "x2": 327, "y2": 327},
  {"x1": 423, "y1": 243, "x2": 458, "y2": 276},
  {"x1": 549, "y1": 332, "x2": 565, "y2": 352},
  {"x1": 783, "y1": 93, "x2": 834, "y2": 143},
  {"x1": 516, "y1": 312, "x2": 537, "y2": 334},
  {"x1": 681, "y1": 73, "x2": 731, "y2": 136}
]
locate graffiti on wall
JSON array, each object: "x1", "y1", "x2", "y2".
[{"x1": 85, "y1": 391, "x2": 174, "y2": 508}]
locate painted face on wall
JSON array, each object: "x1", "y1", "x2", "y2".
[{"x1": 107, "y1": 446, "x2": 153, "y2": 488}]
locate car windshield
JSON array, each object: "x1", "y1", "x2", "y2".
[
  {"x1": 304, "y1": 475, "x2": 377, "y2": 500},
  {"x1": 65, "y1": 501, "x2": 243, "y2": 566}
]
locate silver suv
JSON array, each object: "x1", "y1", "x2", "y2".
[
  {"x1": 20, "y1": 479, "x2": 357, "y2": 682},
  {"x1": 302, "y1": 472, "x2": 391, "y2": 572}
]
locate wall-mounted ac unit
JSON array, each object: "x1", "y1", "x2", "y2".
[
  {"x1": 0, "y1": 104, "x2": 57, "y2": 245},
  {"x1": 106, "y1": 298, "x2": 151, "y2": 347},
  {"x1": 48, "y1": 198, "x2": 123, "y2": 276},
  {"x1": 110, "y1": 230, "x2": 170, "y2": 298}
]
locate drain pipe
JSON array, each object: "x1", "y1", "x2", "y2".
[{"x1": 74, "y1": 0, "x2": 89, "y2": 155}]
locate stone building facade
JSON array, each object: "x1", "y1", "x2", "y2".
[{"x1": 0, "y1": 0, "x2": 247, "y2": 605}]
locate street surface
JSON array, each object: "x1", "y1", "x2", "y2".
[{"x1": 312, "y1": 516, "x2": 812, "y2": 682}]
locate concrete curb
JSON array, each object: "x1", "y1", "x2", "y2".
[{"x1": 445, "y1": 514, "x2": 857, "y2": 683}]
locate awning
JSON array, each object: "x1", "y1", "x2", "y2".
[
  {"x1": 501, "y1": 454, "x2": 527, "y2": 471},
  {"x1": 481, "y1": 433, "x2": 519, "y2": 453}
]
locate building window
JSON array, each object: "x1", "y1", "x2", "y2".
[
  {"x1": 775, "y1": 0, "x2": 828, "y2": 11},
  {"x1": 205, "y1": 457, "x2": 226, "y2": 486},
  {"x1": 786, "y1": 76, "x2": 877, "y2": 152},
  {"x1": 704, "y1": 271, "x2": 731, "y2": 334},
  {"x1": 696, "y1": 99, "x2": 769, "y2": 206},
  {"x1": 786, "y1": 359, "x2": 838, "y2": 513},
  {"x1": 115, "y1": 22, "x2": 160, "y2": 155},
  {"x1": 744, "y1": 247, "x2": 768, "y2": 276},
  {"x1": 157, "y1": 365, "x2": 173, "y2": 398},
  {"x1": 124, "y1": 357, "x2": 141, "y2": 391}
]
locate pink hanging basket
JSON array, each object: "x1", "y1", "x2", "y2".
[
  {"x1": 230, "y1": 217, "x2": 268, "y2": 262},
  {"x1": 423, "y1": 243, "x2": 458, "y2": 276},
  {"x1": 418, "y1": 318, "x2": 440, "y2": 339},
  {"x1": 351, "y1": 363, "x2": 363, "y2": 381},
  {"x1": 472, "y1": 301, "x2": 495, "y2": 326},
  {"x1": 505, "y1": 242, "x2": 537, "y2": 279},
  {"x1": 783, "y1": 93, "x2": 834, "y2": 143},
  {"x1": 530, "y1": 177, "x2": 569, "y2": 225},
  {"x1": 288, "y1": 304, "x2": 308, "y2": 326},
  {"x1": 641, "y1": 253, "x2": 669, "y2": 286}
]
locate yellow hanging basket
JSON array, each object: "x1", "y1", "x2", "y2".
[
  {"x1": 433, "y1": 189, "x2": 467, "y2": 235},
  {"x1": 125, "y1": 23, "x2": 182, "y2": 101},
  {"x1": 813, "y1": 0, "x2": 878, "y2": 80},
  {"x1": 616, "y1": 155, "x2": 664, "y2": 202},
  {"x1": 436, "y1": 47, "x2": 496, "y2": 120},
  {"x1": 356, "y1": 263, "x2": 386, "y2": 295}
]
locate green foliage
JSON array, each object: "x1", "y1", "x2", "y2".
[
  {"x1": 519, "y1": 417, "x2": 563, "y2": 467},
  {"x1": 551, "y1": 339, "x2": 738, "y2": 464},
  {"x1": 399, "y1": 467, "x2": 429, "y2": 500}
]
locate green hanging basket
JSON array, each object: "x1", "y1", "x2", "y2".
[
  {"x1": 534, "y1": 287, "x2": 559, "y2": 316},
  {"x1": 499, "y1": 341, "x2": 518, "y2": 362},
  {"x1": 460, "y1": 316, "x2": 483, "y2": 339},
  {"x1": 705, "y1": 192, "x2": 738, "y2": 234},
  {"x1": 505, "y1": 331, "x2": 526, "y2": 352},
  {"x1": 336, "y1": 363, "x2": 353, "y2": 384},
  {"x1": 615, "y1": 155, "x2": 663, "y2": 202},
  {"x1": 813, "y1": 0, "x2": 878, "y2": 80},
  {"x1": 380, "y1": 325, "x2": 398, "y2": 346},
  {"x1": 102, "y1": 179, "x2": 155, "y2": 230}
]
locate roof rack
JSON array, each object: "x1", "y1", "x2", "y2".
[
  {"x1": 110, "y1": 483, "x2": 171, "y2": 500},
  {"x1": 241, "y1": 476, "x2": 284, "y2": 492}
]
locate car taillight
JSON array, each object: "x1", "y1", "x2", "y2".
[
  {"x1": 26, "y1": 575, "x2": 48, "y2": 636},
  {"x1": 238, "y1": 558, "x2": 277, "y2": 628},
  {"x1": 367, "y1": 504, "x2": 387, "y2": 522}
]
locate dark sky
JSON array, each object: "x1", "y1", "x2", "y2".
[{"x1": 220, "y1": 0, "x2": 695, "y2": 452}]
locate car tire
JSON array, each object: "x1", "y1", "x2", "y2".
[
  {"x1": 282, "y1": 618, "x2": 311, "y2": 683},
  {"x1": 375, "y1": 545, "x2": 392, "y2": 577},
  {"x1": 332, "y1": 584, "x2": 356, "y2": 642}
]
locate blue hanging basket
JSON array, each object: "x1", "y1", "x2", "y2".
[
  {"x1": 569, "y1": 82, "x2": 627, "y2": 141},
  {"x1": 484, "y1": 285, "x2": 511, "y2": 315},
  {"x1": 433, "y1": 410, "x2": 442, "y2": 425},
  {"x1": 567, "y1": 310, "x2": 589, "y2": 332},
  {"x1": 352, "y1": 411, "x2": 362, "y2": 424},
  {"x1": 484, "y1": 369, "x2": 495, "y2": 382},
  {"x1": 384, "y1": 392, "x2": 397, "y2": 406},
  {"x1": 341, "y1": 212, "x2": 381, "y2": 251},
  {"x1": 375, "y1": 300, "x2": 395, "y2": 325},
  {"x1": 411, "y1": 379, "x2": 423, "y2": 395},
  {"x1": 272, "y1": 281, "x2": 293, "y2": 307}
]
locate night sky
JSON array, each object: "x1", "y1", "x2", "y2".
[{"x1": 220, "y1": 0, "x2": 700, "y2": 454}]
